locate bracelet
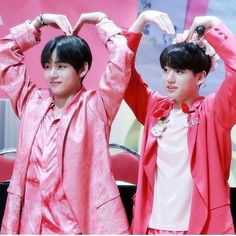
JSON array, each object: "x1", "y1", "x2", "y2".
[{"x1": 38, "y1": 13, "x2": 47, "y2": 26}]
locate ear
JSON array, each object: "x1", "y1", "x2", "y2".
[
  {"x1": 196, "y1": 71, "x2": 206, "y2": 86},
  {"x1": 80, "y1": 62, "x2": 89, "y2": 78}
]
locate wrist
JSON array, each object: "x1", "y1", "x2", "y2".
[
  {"x1": 139, "y1": 12, "x2": 151, "y2": 27},
  {"x1": 38, "y1": 14, "x2": 47, "y2": 26},
  {"x1": 131, "y1": 13, "x2": 148, "y2": 33},
  {"x1": 31, "y1": 14, "x2": 47, "y2": 30}
]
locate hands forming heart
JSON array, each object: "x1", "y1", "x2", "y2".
[{"x1": 32, "y1": 12, "x2": 108, "y2": 36}]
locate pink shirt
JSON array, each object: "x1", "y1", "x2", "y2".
[
  {"x1": 124, "y1": 23, "x2": 236, "y2": 234},
  {"x1": 20, "y1": 104, "x2": 81, "y2": 234},
  {"x1": 149, "y1": 109, "x2": 193, "y2": 231},
  {"x1": 0, "y1": 19, "x2": 133, "y2": 234}
]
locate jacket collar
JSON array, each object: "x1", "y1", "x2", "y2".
[{"x1": 152, "y1": 96, "x2": 205, "y2": 119}]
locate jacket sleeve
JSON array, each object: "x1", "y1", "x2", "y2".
[
  {"x1": 206, "y1": 23, "x2": 236, "y2": 130},
  {"x1": 123, "y1": 30, "x2": 153, "y2": 125},
  {"x1": 0, "y1": 21, "x2": 40, "y2": 118},
  {"x1": 93, "y1": 19, "x2": 133, "y2": 125}
]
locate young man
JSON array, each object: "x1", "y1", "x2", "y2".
[
  {"x1": 124, "y1": 10, "x2": 236, "y2": 234},
  {"x1": 0, "y1": 12, "x2": 132, "y2": 234}
]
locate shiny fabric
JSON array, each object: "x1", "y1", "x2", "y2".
[
  {"x1": 0, "y1": 19, "x2": 133, "y2": 234},
  {"x1": 20, "y1": 106, "x2": 80, "y2": 234},
  {"x1": 147, "y1": 228, "x2": 186, "y2": 235},
  {"x1": 124, "y1": 23, "x2": 236, "y2": 234}
]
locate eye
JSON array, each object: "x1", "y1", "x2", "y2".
[
  {"x1": 176, "y1": 70, "x2": 184, "y2": 74},
  {"x1": 163, "y1": 67, "x2": 168, "y2": 72},
  {"x1": 57, "y1": 64, "x2": 67, "y2": 69},
  {"x1": 44, "y1": 63, "x2": 51, "y2": 70}
]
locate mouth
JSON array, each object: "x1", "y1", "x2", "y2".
[
  {"x1": 50, "y1": 81, "x2": 61, "y2": 87},
  {"x1": 166, "y1": 85, "x2": 177, "y2": 93}
]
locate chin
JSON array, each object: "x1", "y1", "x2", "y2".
[
  {"x1": 50, "y1": 90, "x2": 64, "y2": 97},
  {"x1": 50, "y1": 86, "x2": 61, "y2": 93},
  {"x1": 167, "y1": 93, "x2": 178, "y2": 100}
]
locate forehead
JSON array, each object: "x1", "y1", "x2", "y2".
[{"x1": 47, "y1": 49, "x2": 63, "y2": 63}]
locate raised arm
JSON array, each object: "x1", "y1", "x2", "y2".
[
  {"x1": 186, "y1": 16, "x2": 221, "y2": 41},
  {"x1": 73, "y1": 12, "x2": 133, "y2": 125},
  {"x1": 187, "y1": 16, "x2": 236, "y2": 130},
  {"x1": 31, "y1": 13, "x2": 72, "y2": 35},
  {"x1": 0, "y1": 14, "x2": 72, "y2": 118},
  {"x1": 129, "y1": 10, "x2": 175, "y2": 34},
  {"x1": 124, "y1": 10, "x2": 175, "y2": 124}
]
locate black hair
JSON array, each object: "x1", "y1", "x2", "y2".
[
  {"x1": 41, "y1": 35, "x2": 92, "y2": 82},
  {"x1": 160, "y1": 42, "x2": 212, "y2": 75}
]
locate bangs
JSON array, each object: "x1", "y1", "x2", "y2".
[
  {"x1": 160, "y1": 42, "x2": 212, "y2": 74},
  {"x1": 41, "y1": 35, "x2": 92, "y2": 72},
  {"x1": 160, "y1": 47, "x2": 191, "y2": 70}
]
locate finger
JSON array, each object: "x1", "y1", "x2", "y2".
[
  {"x1": 154, "y1": 16, "x2": 171, "y2": 35},
  {"x1": 162, "y1": 15, "x2": 175, "y2": 35},
  {"x1": 186, "y1": 16, "x2": 205, "y2": 41},
  {"x1": 73, "y1": 17, "x2": 83, "y2": 35},
  {"x1": 56, "y1": 21, "x2": 68, "y2": 35},
  {"x1": 63, "y1": 17, "x2": 73, "y2": 35},
  {"x1": 153, "y1": 13, "x2": 175, "y2": 35},
  {"x1": 186, "y1": 21, "x2": 198, "y2": 42}
]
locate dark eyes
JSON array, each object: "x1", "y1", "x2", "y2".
[
  {"x1": 44, "y1": 64, "x2": 50, "y2": 69},
  {"x1": 44, "y1": 63, "x2": 67, "y2": 70},
  {"x1": 57, "y1": 64, "x2": 67, "y2": 69},
  {"x1": 176, "y1": 70, "x2": 184, "y2": 74},
  {"x1": 163, "y1": 67, "x2": 184, "y2": 74}
]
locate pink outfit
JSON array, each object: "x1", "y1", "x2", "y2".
[
  {"x1": 0, "y1": 19, "x2": 133, "y2": 234},
  {"x1": 20, "y1": 105, "x2": 80, "y2": 234},
  {"x1": 149, "y1": 109, "x2": 193, "y2": 231},
  {"x1": 124, "y1": 23, "x2": 236, "y2": 234},
  {"x1": 147, "y1": 228, "x2": 186, "y2": 235}
]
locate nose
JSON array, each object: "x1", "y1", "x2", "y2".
[
  {"x1": 49, "y1": 66, "x2": 58, "y2": 78},
  {"x1": 166, "y1": 70, "x2": 175, "y2": 83}
]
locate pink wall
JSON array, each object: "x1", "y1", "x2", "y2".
[{"x1": 0, "y1": 0, "x2": 137, "y2": 98}]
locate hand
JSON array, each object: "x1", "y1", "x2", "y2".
[
  {"x1": 73, "y1": 12, "x2": 107, "y2": 35},
  {"x1": 129, "y1": 10, "x2": 175, "y2": 35},
  {"x1": 32, "y1": 14, "x2": 73, "y2": 35},
  {"x1": 186, "y1": 16, "x2": 221, "y2": 41}
]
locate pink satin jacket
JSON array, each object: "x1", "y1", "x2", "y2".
[
  {"x1": 0, "y1": 19, "x2": 133, "y2": 234},
  {"x1": 124, "y1": 23, "x2": 236, "y2": 234}
]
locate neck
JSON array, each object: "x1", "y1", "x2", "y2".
[
  {"x1": 53, "y1": 95, "x2": 73, "y2": 117},
  {"x1": 174, "y1": 94, "x2": 200, "y2": 109}
]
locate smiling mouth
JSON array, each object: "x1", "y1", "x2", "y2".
[
  {"x1": 50, "y1": 81, "x2": 61, "y2": 87},
  {"x1": 167, "y1": 86, "x2": 177, "y2": 92}
]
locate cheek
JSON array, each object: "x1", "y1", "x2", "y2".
[
  {"x1": 175, "y1": 78, "x2": 186, "y2": 89},
  {"x1": 162, "y1": 75, "x2": 168, "y2": 84},
  {"x1": 44, "y1": 71, "x2": 50, "y2": 82},
  {"x1": 162, "y1": 77, "x2": 166, "y2": 85},
  {"x1": 65, "y1": 77, "x2": 80, "y2": 88},
  {"x1": 182, "y1": 81, "x2": 197, "y2": 95}
]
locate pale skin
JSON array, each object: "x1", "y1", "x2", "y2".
[
  {"x1": 31, "y1": 12, "x2": 107, "y2": 117},
  {"x1": 129, "y1": 10, "x2": 222, "y2": 108}
]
